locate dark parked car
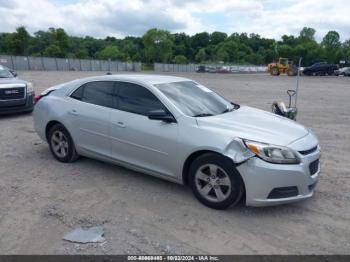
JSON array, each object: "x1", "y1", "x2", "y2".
[
  {"x1": 0, "y1": 65, "x2": 35, "y2": 114},
  {"x1": 196, "y1": 65, "x2": 206, "y2": 73},
  {"x1": 303, "y1": 62, "x2": 338, "y2": 76}
]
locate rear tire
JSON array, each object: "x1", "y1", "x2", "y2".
[
  {"x1": 270, "y1": 67, "x2": 280, "y2": 76},
  {"x1": 48, "y1": 123, "x2": 79, "y2": 163},
  {"x1": 189, "y1": 153, "x2": 244, "y2": 209}
]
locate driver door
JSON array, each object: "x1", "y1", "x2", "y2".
[{"x1": 110, "y1": 81, "x2": 179, "y2": 178}]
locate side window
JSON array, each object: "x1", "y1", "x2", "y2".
[
  {"x1": 71, "y1": 85, "x2": 84, "y2": 100},
  {"x1": 71, "y1": 81, "x2": 115, "y2": 108},
  {"x1": 117, "y1": 82, "x2": 165, "y2": 116}
]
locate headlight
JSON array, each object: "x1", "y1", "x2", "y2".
[
  {"x1": 26, "y1": 82, "x2": 34, "y2": 93},
  {"x1": 243, "y1": 139, "x2": 300, "y2": 164}
]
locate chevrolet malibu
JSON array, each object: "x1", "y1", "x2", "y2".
[{"x1": 33, "y1": 75, "x2": 321, "y2": 209}]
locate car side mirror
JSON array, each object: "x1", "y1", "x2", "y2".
[
  {"x1": 148, "y1": 109, "x2": 176, "y2": 123},
  {"x1": 10, "y1": 70, "x2": 17, "y2": 77},
  {"x1": 230, "y1": 102, "x2": 240, "y2": 109}
]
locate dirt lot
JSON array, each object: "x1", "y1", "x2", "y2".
[{"x1": 0, "y1": 71, "x2": 349, "y2": 254}]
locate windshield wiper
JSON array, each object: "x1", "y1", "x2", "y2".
[
  {"x1": 193, "y1": 113, "x2": 214, "y2": 117},
  {"x1": 221, "y1": 108, "x2": 234, "y2": 114},
  {"x1": 222, "y1": 103, "x2": 240, "y2": 114}
]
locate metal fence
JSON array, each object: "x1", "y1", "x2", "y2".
[
  {"x1": 154, "y1": 63, "x2": 267, "y2": 73},
  {"x1": 0, "y1": 54, "x2": 141, "y2": 72}
]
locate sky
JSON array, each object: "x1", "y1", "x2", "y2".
[{"x1": 0, "y1": 0, "x2": 349, "y2": 41}]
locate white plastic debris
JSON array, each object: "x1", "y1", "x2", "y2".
[{"x1": 63, "y1": 226, "x2": 105, "y2": 243}]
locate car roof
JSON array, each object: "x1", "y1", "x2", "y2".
[{"x1": 75, "y1": 74, "x2": 191, "y2": 85}]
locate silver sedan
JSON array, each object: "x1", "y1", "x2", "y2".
[{"x1": 33, "y1": 75, "x2": 321, "y2": 209}]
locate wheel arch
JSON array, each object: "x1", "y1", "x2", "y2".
[
  {"x1": 182, "y1": 149, "x2": 245, "y2": 185},
  {"x1": 182, "y1": 149, "x2": 247, "y2": 205},
  {"x1": 45, "y1": 120, "x2": 63, "y2": 142}
]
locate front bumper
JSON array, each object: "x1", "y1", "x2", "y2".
[
  {"x1": 0, "y1": 91, "x2": 35, "y2": 115},
  {"x1": 237, "y1": 145, "x2": 321, "y2": 207}
]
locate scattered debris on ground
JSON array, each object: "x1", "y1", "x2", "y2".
[{"x1": 63, "y1": 226, "x2": 105, "y2": 244}]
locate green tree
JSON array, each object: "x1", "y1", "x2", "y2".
[
  {"x1": 173, "y1": 33, "x2": 192, "y2": 59},
  {"x1": 142, "y1": 28, "x2": 174, "y2": 63},
  {"x1": 191, "y1": 32, "x2": 210, "y2": 51},
  {"x1": 215, "y1": 47, "x2": 229, "y2": 62},
  {"x1": 195, "y1": 48, "x2": 207, "y2": 62},
  {"x1": 173, "y1": 55, "x2": 188, "y2": 64},
  {"x1": 210, "y1": 32, "x2": 227, "y2": 45},
  {"x1": 343, "y1": 39, "x2": 350, "y2": 62},
  {"x1": 9, "y1": 26, "x2": 30, "y2": 55},
  {"x1": 300, "y1": 27, "x2": 316, "y2": 41},
  {"x1": 96, "y1": 45, "x2": 127, "y2": 61},
  {"x1": 215, "y1": 40, "x2": 252, "y2": 63},
  {"x1": 44, "y1": 44, "x2": 65, "y2": 57},
  {"x1": 2, "y1": 25, "x2": 350, "y2": 66},
  {"x1": 0, "y1": 33, "x2": 12, "y2": 54},
  {"x1": 215, "y1": 41, "x2": 238, "y2": 63},
  {"x1": 281, "y1": 35, "x2": 299, "y2": 47},
  {"x1": 121, "y1": 37, "x2": 141, "y2": 60},
  {"x1": 322, "y1": 31, "x2": 341, "y2": 63},
  {"x1": 75, "y1": 48, "x2": 89, "y2": 59},
  {"x1": 55, "y1": 28, "x2": 70, "y2": 51},
  {"x1": 83, "y1": 36, "x2": 107, "y2": 58}
]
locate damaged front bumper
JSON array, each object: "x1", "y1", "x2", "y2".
[{"x1": 236, "y1": 143, "x2": 321, "y2": 207}]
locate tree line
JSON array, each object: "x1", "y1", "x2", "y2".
[{"x1": 0, "y1": 26, "x2": 349, "y2": 66}]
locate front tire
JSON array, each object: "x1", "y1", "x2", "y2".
[
  {"x1": 189, "y1": 153, "x2": 244, "y2": 209},
  {"x1": 270, "y1": 67, "x2": 280, "y2": 76},
  {"x1": 48, "y1": 123, "x2": 79, "y2": 163}
]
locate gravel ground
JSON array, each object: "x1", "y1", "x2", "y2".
[{"x1": 0, "y1": 71, "x2": 349, "y2": 254}]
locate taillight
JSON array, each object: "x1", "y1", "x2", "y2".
[
  {"x1": 34, "y1": 95, "x2": 42, "y2": 105},
  {"x1": 33, "y1": 89, "x2": 55, "y2": 105}
]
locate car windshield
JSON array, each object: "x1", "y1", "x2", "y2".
[
  {"x1": 154, "y1": 81, "x2": 236, "y2": 117},
  {"x1": 0, "y1": 66, "x2": 14, "y2": 78}
]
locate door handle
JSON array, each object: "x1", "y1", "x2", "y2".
[
  {"x1": 69, "y1": 109, "x2": 79, "y2": 116},
  {"x1": 114, "y1": 121, "x2": 126, "y2": 128}
]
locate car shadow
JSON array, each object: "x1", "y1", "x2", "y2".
[
  {"x1": 0, "y1": 111, "x2": 32, "y2": 120},
  {"x1": 33, "y1": 146, "x2": 313, "y2": 217}
]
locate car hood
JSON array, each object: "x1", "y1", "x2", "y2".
[
  {"x1": 196, "y1": 106, "x2": 309, "y2": 146},
  {"x1": 0, "y1": 77, "x2": 27, "y2": 88}
]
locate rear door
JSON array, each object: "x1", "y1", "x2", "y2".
[
  {"x1": 65, "y1": 81, "x2": 116, "y2": 158},
  {"x1": 110, "y1": 81, "x2": 179, "y2": 178}
]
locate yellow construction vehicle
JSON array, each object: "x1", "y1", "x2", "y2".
[{"x1": 268, "y1": 58, "x2": 297, "y2": 76}]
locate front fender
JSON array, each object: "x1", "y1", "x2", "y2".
[{"x1": 223, "y1": 138, "x2": 254, "y2": 164}]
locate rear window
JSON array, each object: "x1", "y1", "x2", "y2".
[{"x1": 71, "y1": 81, "x2": 115, "y2": 108}]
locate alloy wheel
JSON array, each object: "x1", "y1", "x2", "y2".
[
  {"x1": 51, "y1": 130, "x2": 69, "y2": 158},
  {"x1": 195, "y1": 164, "x2": 232, "y2": 202}
]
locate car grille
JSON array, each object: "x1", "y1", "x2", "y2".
[
  {"x1": 309, "y1": 159, "x2": 319, "y2": 176},
  {"x1": 299, "y1": 146, "x2": 318, "y2": 155},
  {"x1": 0, "y1": 87, "x2": 25, "y2": 100}
]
